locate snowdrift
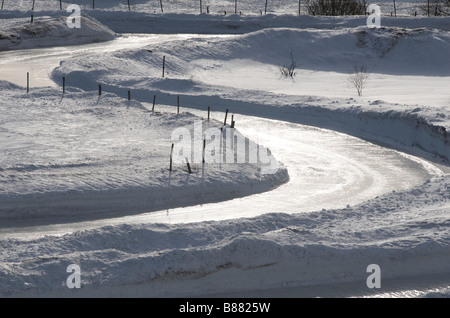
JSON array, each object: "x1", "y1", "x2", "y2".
[
  {"x1": 0, "y1": 15, "x2": 115, "y2": 51},
  {"x1": 51, "y1": 27, "x2": 450, "y2": 163},
  {"x1": 1, "y1": 174, "x2": 449, "y2": 297},
  {"x1": 0, "y1": 82, "x2": 288, "y2": 219}
]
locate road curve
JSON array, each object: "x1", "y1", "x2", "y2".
[
  {"x1": 0, "y1": 106, "x2": 442, "y2": 239},
  {"x1": 0, "y1": 34, "x2": 442, "y2": 237}
]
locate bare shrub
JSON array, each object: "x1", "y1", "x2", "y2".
[
  {"x1": 279, "y1": 51, "x2": 297, "y2": 78},
  {"x1": 348, "y1": 66, "x2": 369, "y2": 96}
]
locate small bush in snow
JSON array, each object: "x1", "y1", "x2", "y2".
[
  {"x1": 279, "y1": 51, "x2": 297, "y2": 78},
  {"x1": 348, "y1": 66, "x2": 369, "y2": 97}
]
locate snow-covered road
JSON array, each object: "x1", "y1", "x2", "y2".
[
  {"x1": 1, "y1": 106, "x2": 442, "y2": 238},
  {"x1": 0, "y1": 33, "x2": 233, "y2": 88},
  {"x1": 0, "y1": 33, "x2": 443, "y2": 238},
  {"x1": 1, "y1": 31, "x2": 449, "y2": 298}
]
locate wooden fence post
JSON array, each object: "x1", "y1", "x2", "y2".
[
  {"x1": 98, "y1": 84, "x2": 102, "y2": 95},
  {"x1": 27, "y1": 72, "x2": 29, "y2": 93},
  {"x1": 207, "y1": 106, "x2": 210, "y2": 121},
  {"x1": 162, "y1": 56, "x2": 165, "y2": 77},
  {"x1": 152, "y1": 94, "x2": 156, "y2": 112},
  {"x1": 177, "y1": 96, "x2": 180, "y2": 114},
  {"x1": 169, "y1": 143, "x2": 174, "y2": 171},
  {"x1": 62, "y1": 77, "x2": 65, "y2": 93},
  {"x1": 224, "y1": 109, "x2": 229, "y2": 126},
  {"x1": 186, "y1": 157, "x2": 192, "y2": 173},
  {"x1": 202, "y1": 138, "x2": 206, "y2": 163}
]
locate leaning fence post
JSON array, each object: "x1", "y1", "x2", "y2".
[
  {"x1": 152, "y1": 94, "x2": 156, "y2": 112},
  {"x1": 185, "y1": 157, "x2": 192, "y2": 174},
  {"x1": 224, "y1": 109, "x2": 229, "y2": 126},
  {"x1": 163, "y1": 55, "x2": 166, "y2": 77}
]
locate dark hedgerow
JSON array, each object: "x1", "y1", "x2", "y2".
[{"x1": 306, "y1": 0, "x2": 366, "y2": 15}]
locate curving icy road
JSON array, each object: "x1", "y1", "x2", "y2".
[
  {"x1": 0, "y1": 34, "x2": 448, "y2": 298},
  {"x1": 0, "y1": 34, "x2": 233, "y2": 88},
  {"x1": 0, "y1": 36, "x2": 443, "y2": 238},
  {"x1": 0, "y1": 105, "x2": 442, "y2": 238}
]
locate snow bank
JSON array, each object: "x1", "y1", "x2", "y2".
[
  {"x1": 1, "y1": 174, "x2": 449, "y2": 297},
  {"x1": 0, "y1": 15, "x2": 115, "y2": 51},
  {"x1": 0, "y1": 0, "x2": 431, "y2": 16},
  {"x1": 0, "y1": 82, "x2": 288, "y2": 219},
  {"x1": 51, "y1": 27, "x2": 450, "y2": 164},
  {"x1": 1, "y1": 1, "x2": 448, "y2": 35}
]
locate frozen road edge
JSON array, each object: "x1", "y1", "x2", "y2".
[{"x1": 1, "y1": 174, "x2": 450, "y2": 297}]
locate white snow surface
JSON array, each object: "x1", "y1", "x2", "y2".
[
  {"x1": 1, "y1": 2, "x2": 450, "y2": 298},
  {"x1": 1, "y1": 174, "x2": 450, "y2": 297},
  {"x1": 0, "y1": 83, "x2": 287, "y2": 219},
  {"x1": 0, "y1": 15, "x2": 116, "y2": 51}
]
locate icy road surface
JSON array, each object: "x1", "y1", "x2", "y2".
[
  {"x1": 1, "y1": 106, "x2": 442, "y2": 238},
  {"x1": 0, "y1": 33, "x2": 233, "y2": 88}
]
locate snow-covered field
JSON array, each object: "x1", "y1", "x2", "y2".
[{"x1": 1, "y1": 0, "x2": 450, "y2": 299}]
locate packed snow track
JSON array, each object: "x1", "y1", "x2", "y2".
[
  {"x1": 0, "y1": 33, "x2": 443, "y2": 235},
  {"x1": 0, "y1": 32, "x2": 449, "y2": 298},
  {"x1": 0, "y1": 106, "x2": 442, "y2": 237}
]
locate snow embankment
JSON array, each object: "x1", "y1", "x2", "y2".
[
  {"x1": 0, "y1": 15, "x2": 115, "y2": 51},
  {"x1": 0, "y1": 81, "x2": 288, "y2": 219},
  {"x1": 1, "y1": 0, "x2": 448, "y2": 34},
  {"x1": 51, "y1": 27, "x2": 450, "y2": 164},
  {"x1": 1, "y1": 173, "x2": 449, "y2": 297}
]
